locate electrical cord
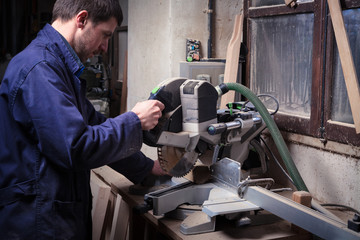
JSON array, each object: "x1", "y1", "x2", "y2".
[
  {"x1": 260, "y1": 136, "x2": 295, "y2": 186},
  {"x1": 320, "y1": 203, "x2": 360, "y2": 215},
  {"x1": 243, "y1": 94, "x2": 280, "y2": 115}
]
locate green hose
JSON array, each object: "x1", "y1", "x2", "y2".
[{"x1": 220, "y1": 82, "x2": 308, "y2": 192}]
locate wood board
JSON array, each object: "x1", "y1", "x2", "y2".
[
  {"x1": 109, "y1": 193, "x2": 130, "y2": 240},
  {"x1": 120, "y1": 51, "x2": 128, "y2": 114},
  {"x1": 90, "y1": 171, "x2": 111, "y2": 240},
  {"x1": 327, "y1": 0, "x2": 360, "y2": 133},
  {"x1": 219, "y1": 14, "x2": 244, "y2": 109}
]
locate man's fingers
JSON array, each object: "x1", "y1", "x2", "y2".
[
  {"x1": 157, "y1": 101, "x2": 165, "y2": 111},
  {"x1": 131, "y1": 100, "x2": 165, "y2": 130}
]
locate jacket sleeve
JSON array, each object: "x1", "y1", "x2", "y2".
[
  {"x1": 12, "y1": 61, "x2": 145, "y2": 171},
  {"x1": 109, "y1": 152, "x2": 154, "y2": 184},
  {"x1": 84, "y1": 98, "x2": 107, "y2": 125}
]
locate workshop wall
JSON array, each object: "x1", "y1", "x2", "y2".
[
  {"x1": 290, "y1": 144, "x2": 359, "y2": 211},
  {"x1": 127, "y1": 0, "x2": 242, "y2": 156},
  {"x1": 127, "y1": 0, "x2": 242, "y2": 108},
  {"x1": 126, "y1": 0, "x2": 359, "y2": 212},
  {"x1": 264, "y1": 134, "x2": 360, "y2": 211}
]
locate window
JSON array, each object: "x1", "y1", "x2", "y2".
[
  {"x1": 244, "y1": 0, "x2": 360, "y2": 146},
  {"x1": 249, "y1": 13, "x2": 314, "y2": 117}
]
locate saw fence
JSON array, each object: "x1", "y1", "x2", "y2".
[{"x1": 90, "y1": 166, "x2": 314, "y2": 240}]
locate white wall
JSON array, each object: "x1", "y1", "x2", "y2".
[
  {"x1": 128, "y1": 0, "x2": 242, "y2": 158},
  {"x1": 128, "y1": 0, "x2": 171, "y2": 111},
  {"x1": 126, "y1": 0, "x2": 359, "y2": 212},
  {"x1": 291, "y1": 144, "x2": 359, "y2": 210},
  {"x1": 128, "y1": 0, "x2": 242, "y2": 110},
  {"x1": 264, "y1": 133, "x2": 360, "y2": 211}
]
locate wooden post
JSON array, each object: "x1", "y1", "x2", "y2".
[
  {"x1": 327, "y1": 0, "x2": 360, "y2": 133},
  {"x1": 219, "y1": 14, "x2": 244, "y2": 109},
  {"x1": 109, "y1": 193, "x2": 130, "y2": 240},
  {"x1": 120, "y1": 51, "x2": 128, "y2": 114},
  {"x1": 90, "y1": 171, "x2": 111, "y2": 240}
]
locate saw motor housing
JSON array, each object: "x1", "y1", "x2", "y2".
[{"x1": 143, "y1": 78, "x2": 267, "y2": 178}]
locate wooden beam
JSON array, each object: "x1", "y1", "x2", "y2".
[
  {"x1": 90, "y1": 171, "x2": 111, "y2": 240},
  {"x1": 220, "y1": 14, "x2": 243, "y2": 109},
  {"x1": 109, "y1": 193, "x2": 130, "y2": 240},
  {"x1": 327, "y1": 0, "x2": 360, "y2": 134},
  {"x1": 120, "y1": 51, "x2": 128, "y2": 114}
]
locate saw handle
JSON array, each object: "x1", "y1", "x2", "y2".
[{"x1": 207, "y1": 120, "x2": 242, "y2": 135}]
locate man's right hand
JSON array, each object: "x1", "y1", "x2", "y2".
[{"x1": 131, "y1": 100, "x2": 165, "y2": 130}]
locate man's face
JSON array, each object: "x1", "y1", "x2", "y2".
[{"x1": 74, "y1": 17, "x2": 117, "y2": 62}]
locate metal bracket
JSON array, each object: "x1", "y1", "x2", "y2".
[{"x1": 238, "y1": 177, "x2": 274, "y2": 198}]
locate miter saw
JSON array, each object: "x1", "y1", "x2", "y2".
[
  {"x1": 143, "y1": 77, "x2": 268, "y2": 178},
  {"x1": 134, "y1": 78, "x2": 360, "y2": 239},
  {"x1": 136, "y1": 77, "x2": 271, "y2": 233}
]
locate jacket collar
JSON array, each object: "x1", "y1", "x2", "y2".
[{"x1": 41, "y1": 24, "x2": 85, "y2": 77}]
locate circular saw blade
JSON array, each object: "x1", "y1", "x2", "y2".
[{"x1": 158, "y1": 146, "x2": 198, "y2": 177}]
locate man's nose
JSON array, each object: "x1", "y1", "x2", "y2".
[{"x1": 99, "y1": 41, "x2": 108, "y2": 53}]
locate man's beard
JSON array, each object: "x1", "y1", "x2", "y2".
[{"x1": 74, "y1": 29, "x2": 94, "y2": 62}]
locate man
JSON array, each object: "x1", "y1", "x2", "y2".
[{"x1": 0, "y1": 0, "x2": 165, "y2": 239}]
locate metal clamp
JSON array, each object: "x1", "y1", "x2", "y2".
[{"x1": 237, "y1": 177, "x2": 274, "y2": 198}]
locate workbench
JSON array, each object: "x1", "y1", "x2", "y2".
[{"x1": 92, "y1": 166, "x2": 311, "y2": 240}]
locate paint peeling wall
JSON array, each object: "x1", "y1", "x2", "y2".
[
  {"x1": 290, "y1": 144, "x2": 359, "y2": 210},
  {"x1": 264, "y1": 133, "x2": 360, "y2": 211}
]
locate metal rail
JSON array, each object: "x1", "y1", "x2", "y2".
[{"x1": 243, "y1": 186, "x2": 360, "y2": 240}]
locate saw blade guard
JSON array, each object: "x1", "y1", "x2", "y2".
[
  {"x1": 143, "y1": 78, "x2": 187, "y2": 147},
  {"x1": 143, "y1": 78, "x2": 220, "y2": 177}
]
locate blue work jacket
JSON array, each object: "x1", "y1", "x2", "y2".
[{"x1": 0, "y1": 24, "x2": 154, "y2": 239}]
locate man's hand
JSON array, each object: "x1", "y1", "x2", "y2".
[
  {"x1": 151, "y1": 159, "x2": 168, "y2": 176},
  {"x1": 131, "y1": 100, "x2": 165, "y2": 130}
]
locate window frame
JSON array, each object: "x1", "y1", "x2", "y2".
[{"x1": 243, "y1": 0, "x2": 360, "y2": 146}]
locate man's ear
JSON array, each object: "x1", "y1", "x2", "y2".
[{"x1": 76, "y1": 10, "x2": 88, "y2": 29}]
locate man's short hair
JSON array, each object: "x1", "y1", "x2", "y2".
[{"x1": 52, "y1": 0, "x2": 123, "y2": 26}]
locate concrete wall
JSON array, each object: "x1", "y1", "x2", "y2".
[
  {"x1": 128, "y1": 0, "x2": 242, "y2": 157},
  {"x1": 126, "y1": 0, "x2": 359, "y2": 211},
  {"x1": 128, "y1": 0, "x2": 242, "y2": 111},
  {"x1": 264, "y1": 133, "x2": 360, "y2": 211},
  {"x1": 290, "y1": 144, "x2": 359, "y2": 210}
]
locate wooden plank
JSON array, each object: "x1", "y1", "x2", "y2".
[
  {"x1": 102, "y1": 190, "x2": 117, "y2": 240},
  {"x1": 183, "y1": 164, "x2": 211, "y2": 184},
  {"x1": 220, "y1": 14, "x2": 244, "y2": 109},
  {"x1": 110, "y1": 193, "x2": 130, "y2": 240},
  {"x1": 110, "y1": 28, "x2": 120, "y2": 117},
  {"x1": 90, "y1": 171, "x2": 111, "y2": 240},
  {"x1": 120, "y1": 51, "x2": 128, "y2": 114},
  {"x1": 327, "y1": 0, "x2": 360, "y2": 133}
]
